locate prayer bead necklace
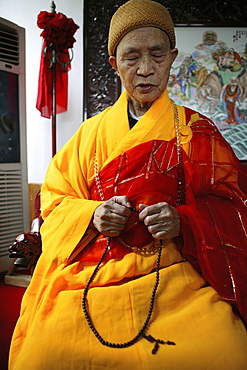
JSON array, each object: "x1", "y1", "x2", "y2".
[
  {"x1": 170, "y1": 98, "x2": 184, "y2": 206},
  {"x1": 82, "y1": 238, "x2": 175, "y2": 354},
  {"x1": 117, "y1": 235, "x2": 166, "y2": 255},
  {"x1": 82, "y1": 99, "x2": 181, "y2": 354}
]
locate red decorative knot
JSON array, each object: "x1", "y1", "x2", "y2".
[{"x1": 37, "y1": 11, "x2": 79, "y2": 52}]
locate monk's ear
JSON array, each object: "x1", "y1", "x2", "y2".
[
  {"x1": 171, "y1": 48, "x2": 178, "y2": 63},
  {"x1": 109, "y1": 56, "x2": 118, "y2": 73}
]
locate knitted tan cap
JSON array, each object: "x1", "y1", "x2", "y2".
[{"x1": 108, "y1": 0, "x2": 176, "y2": 56}]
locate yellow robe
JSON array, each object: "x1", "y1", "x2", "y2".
[{"x1": 9, "y1": 91, "x2": 247, "y2": 369}]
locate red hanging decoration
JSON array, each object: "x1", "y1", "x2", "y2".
[{"x1": 36, "y1": 3, "x2": 79, "y2": 155}]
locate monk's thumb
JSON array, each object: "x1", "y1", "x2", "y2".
[{"x1": 139, "y1": 204, "x2": 148, "y2": 211}]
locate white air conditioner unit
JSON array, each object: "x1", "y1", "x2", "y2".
[{"x1": 0, "y1": 17, "x2": 28, "y2": 273}]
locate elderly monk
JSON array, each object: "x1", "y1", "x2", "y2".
[{"x1": 9, "y1": 1, "x2": 247, "y2": 369}]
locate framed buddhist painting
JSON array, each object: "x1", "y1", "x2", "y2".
[{"x1": 168, "y1": 26, "x2": 247, "y2": 162}]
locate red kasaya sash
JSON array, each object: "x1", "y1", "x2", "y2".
[{"x1": 76, "y1": 139, "x2": 181, "y2": 262}]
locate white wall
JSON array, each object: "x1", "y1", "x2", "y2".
[{"x1": 0, "y1": 0, "x2": 83, "y2": 184}]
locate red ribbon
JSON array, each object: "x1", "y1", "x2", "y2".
[{"x1": 36, "y1": 11, "x2": 79, "y2": 118}]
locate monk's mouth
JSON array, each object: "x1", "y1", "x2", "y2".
[{"x1": 137, "y1": 84, "x2": 154, "y2": 92}]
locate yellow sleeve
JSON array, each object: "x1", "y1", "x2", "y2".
[{"x1": 40, "y1": 117, "x2": 103, "y2": 262}]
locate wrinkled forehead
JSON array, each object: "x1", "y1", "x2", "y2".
[{"x1": 115, "y1": 27, "x2": 171, "y2": 55}]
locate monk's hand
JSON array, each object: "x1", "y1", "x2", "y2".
[
  {"x1": 139, "y1": 202, "x2": 180, "y2": 240},
  {"x1": 93, "y1": 196, "x2": 132, "y2": 237}
]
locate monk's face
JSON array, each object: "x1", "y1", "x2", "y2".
[{"x1": 109, "y1": 27, "x2": 178, "y2": 108}]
